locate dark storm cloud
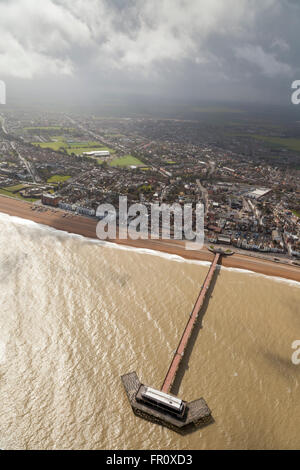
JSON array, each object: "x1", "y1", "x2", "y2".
[{"x1": 0, "y1": 0, "x2": 299, "y2": 104}]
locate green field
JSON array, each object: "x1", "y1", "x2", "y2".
[
  {"x1": 250, "y1": 135, "x2": 300, "y2": 152},
  {"x1": 3, "y1": 184, "x2": 27, "y2": 192},
  {"x1": 47, "y1": 175, "x2": 71, "y2": 183},
  {"x1": 32, "y1": 140, "x2": 115, "y2": 156},
  {"x1": 66, "y1": 141, "x2": 102, "y2": 147},
  {"x1": 227, "y1": 121, "x2": 280, "y2": 129},
  {"x1": 292, "y1": 210, "x2": 300, "y2": 218},
  {"x1": 25, "y1": 126, "x2": 62, "y2": 131},
  {"x1": 24, "y1": 126, "x2": 75, "y2": 132},
  {"x1": 231, "y1": 134, "x2": 300, "y2": 152},
  {"x1": 109, "y1": 155, "x2": 144, "y2": 167},
  {"x1": 32, "y1": 141, "x2": 66, "y2": 151},
  {"x1": 191, "y1": 106, "x2": 245, "y2": 114},
  {"x1": 0, "y1": 188, "x2": 38, "y2": 202}
]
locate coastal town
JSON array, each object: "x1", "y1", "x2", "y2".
[{"x1": 0, "y1": 109, "x2": 299, "y2": 262}]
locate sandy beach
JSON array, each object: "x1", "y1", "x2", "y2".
[{"x1": 0, "y1": 195, "x2": 299, "y2": 282}]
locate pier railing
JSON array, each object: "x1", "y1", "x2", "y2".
[{"x1": 161, "y1": 253, "x2": 220, "y2": 393}]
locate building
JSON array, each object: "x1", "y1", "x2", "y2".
[
  {"x1": 247, "y1": 188, "x2": 272, "y2": 200},
  {"x1": 272, "y1": 230, "x2": 282, "y2": 243},
  {"x1": 42, "y1": 193, "x2": 61, "y2": 207},
  {"x1": 217, "y1": 235, "x2": 231, "y2": 245},
  {"x1": 76, "y1": 206, "x2": 95, "y2": 217},
  {"x1": 59, "y1": 202, "x2": 74, "y2": 211},
  {"x1": 208, "y1": 225, "x2": 222, "y2": 233},
  {"x1": 82, "y1": 150, "x2": 110, "y2": 157}
]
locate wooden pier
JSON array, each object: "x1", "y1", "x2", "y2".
[
  {"x1": 121, "y1": 250, "x2": 223, "y2": 433},
  {"x1": 161, "y1": 252, "x2": 220, "y2": 393}
]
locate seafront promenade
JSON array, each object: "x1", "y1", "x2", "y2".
[{"x1": 0, "y1": 195, "x2": 299, "y2": 282}]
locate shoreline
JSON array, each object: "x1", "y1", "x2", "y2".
[{"x1": 0, "y1": 195, "x2": 300, "y2": 282}]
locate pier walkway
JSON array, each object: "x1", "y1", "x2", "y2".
[{"x1": 161, "y1": 252, "x2": 220, "y2": 393}]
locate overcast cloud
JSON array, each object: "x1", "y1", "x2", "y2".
[{"x1": 0, "y1": 0, "x2": 299, "y2": 105}]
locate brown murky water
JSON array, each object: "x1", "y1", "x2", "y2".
[{"x1": 0, "y1": 212, "x2": 299, "y2": 449}]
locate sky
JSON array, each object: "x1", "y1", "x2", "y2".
[{"x1": 0, "y1": 0, "x2": 300, "y2": 107}]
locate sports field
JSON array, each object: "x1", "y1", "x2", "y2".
[
  {"x1": 109, "y1": 155, "x2": 144, "y2": 167},
  {"x1": 32, "y1": 139, "x2": 115, "y2": 156}
]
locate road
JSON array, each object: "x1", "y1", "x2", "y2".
[
  {"x1": 10, "y1": 141, "x2": 40, "y2": 183},
  {"x1": 0, "y1": 117, "x2": 40, "y2": 183},
  {"x1": 66, "y1": 115, "x2": 111, "y2": 147},
  {"x1": 0, "y1": 115, "x2": 7, "y2": 134},
  {"x1": 196, "y1": 179, "x2": 209, "y2": 215}
]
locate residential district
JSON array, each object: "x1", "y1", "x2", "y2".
[{"x1": 0, "y1": 109, "x2": 299, "y2": 260}]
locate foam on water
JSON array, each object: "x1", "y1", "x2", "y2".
[
  {"x1": 0, "y1": 211, "x2": 299, "y2": 287},
  {"x1": 0, "y1": 210, "x2": 300, "y2": 449}
]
